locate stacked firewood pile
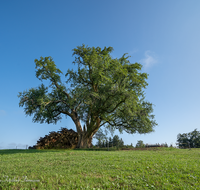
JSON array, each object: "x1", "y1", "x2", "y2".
[{"x1": 28, "y1": 128, "x2": 78, "y2": 149}]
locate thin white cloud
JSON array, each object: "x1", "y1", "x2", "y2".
[
  {"x1": 140, "y1": 51, "x2": 157, "y2": 70},
  {"x1": 0, "y1": 110, "x2": 6, "y2": 116}
]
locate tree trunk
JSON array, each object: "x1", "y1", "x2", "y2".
[
  {"x1": 71, "y1": 110, "x2": 100, "y2": 148},
  {"x1": 77, "y1": 132, "x2": 92, "y2": 148}
]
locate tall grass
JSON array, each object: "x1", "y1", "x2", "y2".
[{"x1": 0, "y1": 148, "x2": 199, "y2": 189}]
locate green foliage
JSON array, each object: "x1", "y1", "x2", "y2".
[
  {"x1": 94, "y1": 128, "x2": 107, "y2": 147},
  {"x1": 136, "y1": 140, "x2": 145, "y2": 148},
  {"x1": 94, "y1": 133, "x2": 124, "y2": 148},
  {"x1": 112, "y1": 135, "x2": 124, "y2": 147},
  {"x1": 177, "y1": 129, "x2": 200, "y2": 148},
  {"x1": 18, "y1": 56, "x2": 72, "y2": 124},
  {"x1": 130, "y1": 143, "x2": 133, "y2": 147},
  {"x1": 161, "y1": 142, "x2": 168, "y2": 147},
  {"x1": 108, "y1": 137, "x2": 113, "y2": 147},
  {"x1": 18, "y1": 45, "x2": 157, "y2": 145},
  {"x1": 112, "y1": 135, "x2": 120, "y2": 147}
]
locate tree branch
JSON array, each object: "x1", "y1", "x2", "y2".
[
  {"x1": 106, "y1": 98, "x2": 126, "y2": 114},
  {"x1": 44, "y1": 66, "x2": 71, "y2": 100}
]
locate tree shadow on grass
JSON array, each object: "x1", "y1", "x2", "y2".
[
  {"x1": 0, "y1": 149, "x2": 70, "y2": 155},
  {"x1": 0, "y1": 147, "x2": 153, "y2": 155},
  {"x1": 0, "y1": 148, "x2": 119, "y2": 155},
  {"x1": 73, "y1": 148, "x2": 118, "y2": 151}
]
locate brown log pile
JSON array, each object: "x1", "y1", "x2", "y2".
[{"x1": 28, "y1": 128, "x2": 78, "y2": 149}]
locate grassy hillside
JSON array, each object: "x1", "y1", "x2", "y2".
[{"x1": 0, "y1": 148, "x2": 199, "y2": 189}]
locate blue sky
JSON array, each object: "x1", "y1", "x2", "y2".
[{"x1": 1, "y1": 0, "x2": 200, "y2": 149}]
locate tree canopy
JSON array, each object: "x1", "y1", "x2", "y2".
[
  {"x1": 177, "y1": 129, "x2": 200, "y2": 148},
  {"x1": 18, "y1": 45, "x2": 157, "y2": 148},
  {"x1": 136, "y1": 140, "x2": 145, "y2": 148}
]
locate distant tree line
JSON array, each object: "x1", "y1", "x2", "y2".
[
  {"x1": 94, "y1": 129, "x2": 169, "y2": 148},
  {"x1": 177, "y1": 129, "x2": 200, "y2": 148},
  {"x1": 135, "y1": 140, "x2": 168, "y2": 148},
  {"x1": 94, "y1": 128, "x2": 124, "y2": 148}
]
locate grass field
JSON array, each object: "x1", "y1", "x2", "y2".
[{"x1": 0, "y1": 148, "x2": 199, "y2": 189}]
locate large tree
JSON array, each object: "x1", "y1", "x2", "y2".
[{"x1": 18, "y1": 45, "x2": 157, "y2": 148}]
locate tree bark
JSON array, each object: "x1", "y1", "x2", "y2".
[
  {"x1": 71, "y1": 110, "x2": 100, "y2": 148},
  {"x1": 77, "y1": 132, "x2": 92, "y2": 148},
  {"x1": 71, "y1": 110, "x2": 82, "y2": 133}
]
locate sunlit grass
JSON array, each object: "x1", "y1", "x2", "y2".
[{"x1": 0, "y1": 148, "x2": 199, "y2": 189}]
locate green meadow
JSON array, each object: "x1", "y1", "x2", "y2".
[{"x1": 0, "y1": 148, "x2": 199, "y2": 189}]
